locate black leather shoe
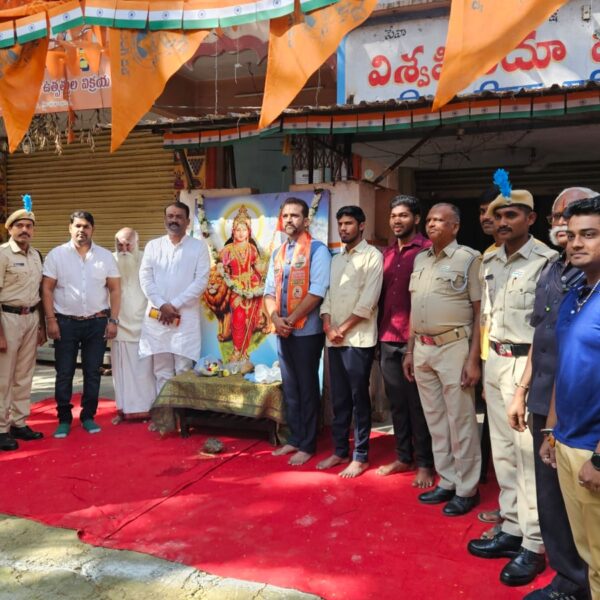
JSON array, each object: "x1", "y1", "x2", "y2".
[
  {"x1": 418, "y1": 486, "x2": 455, "y2": 505},
  {"x1": 443, "y1": 491, "x2": 480, "y2": 516},
  {"x1": 500, "y1": 547, "x2": 546, "y2": 586},
  {"x1": 0, "y1": 433, "x2": 18, "y2": 451},
  {"x1": 10, "y1": 425, "x2": 43, "y2": 441},
  {"x1": 467, "y1": 531, "x2": 522, "y2": 559},
  {"x1": 524, "y1": 582, "x2": 589, "y2": 599}
]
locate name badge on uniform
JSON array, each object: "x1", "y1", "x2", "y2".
[
  {"x1": 511, "y1": 270, "x2": 524, "y2": 278},
  {"x1": 12, "y1": 262, "x2": 25, "y2": 267},
  {"x1": 439, "y1": 265, "x2": 450, "y2": 272}
]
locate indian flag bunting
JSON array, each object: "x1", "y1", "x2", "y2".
[
  {"x1": 114, "y1": 1, "x2": 149, "y2": 29},
  {"x1": 85, "y1": 0, "x2": 117, "y2": 26},
  {"x1": 566, "y1": 91, "x2": 600, "y2": 113},
  {"x1": 440, "y1": 102, "x2": 470, "y2": 124},
  {"x1": 332, "y1": 114, "x2": 357, "y2": 133},
  {"x1": 384, "y1": 110, "x2": 411, "y2": 131},
  {"x1": 470, "y1": 99, "x2": 500, "y2": 121},
  {"x1": 532, "y1": 95, "x2": 565, "y2": 117},
  {"x1": 48, "y1": 1, "x2": 85, "y2": 36},
  {"x1": 282, "y1": 116, "x2": 307, "y2": 132},
  {"x1": 163, "y1": 131, "x2": 200, "y2": 149},
  {"x1": 15, "y1": 13, "x2": 48, "y2": 45},
  {"x1": 220, "y1": 127, "x2": 240, "y2": 143},
  {"x1": 256, "y1": 0, "x2": 294, "y2": 21},
  {"x1": 412, "y1": 107, "x2": 440, "y2": 127},
  {"x1": 240, "y1": 124, "x2": 261, "y2": 139},
  {"x1": 0, "y1": 22, "x2": 15, "y2": 49},
  {"x1": 183, "y1": 2, "x2": 220, "y2": 29},
  {"x1": 300, "y1": 0, "x2": 339, "y2": 13},
  {"x1": 500, "y1": 97, "x2": 531, "y2": 119},
  {"x1": 305, "y1": 116, "x2": 331, "y2": 134},
  {"x1": 258, "y1": 119, "x2": 281, "y2": 137},
  {"x1": 149, "y1": 1, "x2": 183, "y2": 30},
  {"x1": 356, "y1": 112, "x2": 383, "y2": 133},
  {"x1": 219, "y1": 2, "x2": 257, "y2": 27},
  {"x1": 200, "y1": 130, "x2": 220, "y2": 146}
]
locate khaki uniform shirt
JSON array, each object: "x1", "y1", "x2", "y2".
[
  {"x1": 320, "y1": 239, "x2": 383, "y2": 348},
  {"x1": 0, "y1": 238, "x2": 42, "y2": 307},
  {"x1": 410, "y1": 240, "x2": 481, "y2": 336},
  {"x1": 481, "y1": 236, "x2": 557, "y2": 345}
]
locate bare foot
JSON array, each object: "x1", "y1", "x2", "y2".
[
  {"x1": 289, "y1": 451, "x2": 313, "y2": 466},
  {"x1": 376, "y1": 460, "x2": 415, "y2": 476},
  {"x1": 339, "y1": 460, "x2": 369, "y2": 479},
  {"x1": 272, "y1": 444, "x2": 298, "y2": 456},
  {"x1": 412, "y1": 467, "x2": 435, "y2": 488},
  {"x1": 316, "y1": 454, "x2": 350, "y2": 471}
]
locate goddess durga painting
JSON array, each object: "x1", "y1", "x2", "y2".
[{"x1": 203, "y1": 205, "x2": 270, "y2": 363}]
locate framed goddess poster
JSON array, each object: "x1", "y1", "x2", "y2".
[{"x1": 194, "y1": 190, "x2": 330, "y2": 367}]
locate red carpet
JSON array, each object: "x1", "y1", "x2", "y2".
[{"x1": 1, "y1": 397, "x2": 553, "y2": 599}]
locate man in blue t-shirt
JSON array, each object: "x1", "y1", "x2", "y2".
[{"x1": 542, "y1": 196, "x2": 600, "y2": 599}]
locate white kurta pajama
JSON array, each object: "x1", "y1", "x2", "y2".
[
  {"x1": 139, "y1": 235, "x2": 210, "y2": 394},
  {"x1": 111, "y1": 250, "x2": 155, "y2": 416}
]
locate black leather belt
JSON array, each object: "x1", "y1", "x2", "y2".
[
  {"x1": 1, "y1": 304, "x2": 38, "y2": 315},
  {"x1": 490, "y1": 341, "x2": 531, "y2": 358},
  {"x1": 56, "y1": 310, "x2": 110, "y2": 321}
]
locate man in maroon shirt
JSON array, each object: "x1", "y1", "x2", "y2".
[{"x1": 377, "y1": 195, "x2": 435, "y2": 487}]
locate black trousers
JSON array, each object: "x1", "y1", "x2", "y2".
[
  {"x1": 54, "y1": 315, "x2": 107, "y2": 424},
  {"x1": 379, "y1": 342, "x2": 434, "y2": 469},
  {"x1": 277, "y1": 333, "x2": 324, "y2": 454},
  {"x1": 328, "y1": 345, "x2": 375, "y2": 463},
  {"x1": 532, "y1": 412, "x2": 590, "y2": 597}
]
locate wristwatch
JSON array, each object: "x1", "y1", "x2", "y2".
[
  {"x1": 591, "y1": 452, "x2": 600, "y2": 471},
  {"x1": 108, "y1": 318, "x2": 120, "y2": 325}
]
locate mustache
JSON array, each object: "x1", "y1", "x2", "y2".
[{"x1": 497, "y1": 227, "x2": 512, "y2": 233}]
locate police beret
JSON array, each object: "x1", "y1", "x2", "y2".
[
  {"x1": 486, "y1": 190, "x2": 534, "y2": 216},
  {"x1": 5, "y1": 209, "x2": 35, "y2": 229}
]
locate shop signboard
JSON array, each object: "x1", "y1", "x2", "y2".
[{"x1": 340, "y1": 0, "x2": 600, "y2": 103}]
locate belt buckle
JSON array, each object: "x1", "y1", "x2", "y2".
[
  {"x1": 19, "y1": 307, "x2": 30, "y2": 315},
  {"x1": 499, "y1": 343, "x2": 513, "y2": 357},
  {"x1": 420, "y1": 335, "x2": 435, "y2": 345}
]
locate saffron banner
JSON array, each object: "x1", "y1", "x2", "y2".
[
  {"x1": 433, "y1": 0, "x2": 570, "y2": 111},
  {"x1": 258, "y1": 0, "x2": 377, "y2": 129}
]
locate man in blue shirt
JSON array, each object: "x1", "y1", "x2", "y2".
[
  {"x1": 542, "y1": 196, "x2": 600, "y2": 599},
  {"x1": 264, "y1": 197, "x2": 331, "y2": 466}
]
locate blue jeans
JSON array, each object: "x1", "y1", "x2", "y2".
[{"x1": 54, "y1": 315, "x2": 107, "y2": 424}]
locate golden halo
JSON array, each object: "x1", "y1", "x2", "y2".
[{"x1": 218, "y1": 200, "x2": 264, "y2": 245}]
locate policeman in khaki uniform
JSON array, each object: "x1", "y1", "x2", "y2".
[
  {"x1": 403, "y1": 203, "x2": 483, "y2": 516},
  {"x1": 0, "y1": 204, "x2": 45, "y2": 451},
  {"x1": 468, "y1": 189, "x2": 558, "y2": 588}
]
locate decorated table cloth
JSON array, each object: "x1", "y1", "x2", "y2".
[{"x1": 151, "y1": 371, "x2": 285, "y2": 434}]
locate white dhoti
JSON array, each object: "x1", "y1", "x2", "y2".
[{"x1": 111, "y1": 341, "x2": 155, "y2": 415}]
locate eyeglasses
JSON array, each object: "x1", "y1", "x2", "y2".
[{"x1": 546, "y1": 212, "x2": 565, "y2": 224}]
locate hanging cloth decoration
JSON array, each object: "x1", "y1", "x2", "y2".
[
  {"x1": 432, "y1": 0, "x2": 570, "y2": 111},
  {"x1": 258, "y1": 0, "x2": 377, "y2": 130}
]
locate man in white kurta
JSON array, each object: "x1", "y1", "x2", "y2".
[
  {"x1": 139, "y1": 202, "x2": 210, "y2": 395},
  {"x1": 112, "y1": 228, "x2": 155, "y2": 421}
]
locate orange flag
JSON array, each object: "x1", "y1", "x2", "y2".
[
  {"x1": 259, "y1": 0, "x2": 377, "y2": 129},
  {"x1": 0, "y1": 38, "x2": 49, "y2": 152},
  {"x1": 433, "y1": 0, "x2": 570, "y2": 111},
  {"x1": 109, "y1": 28, "x2": 208, "y2": 151}
]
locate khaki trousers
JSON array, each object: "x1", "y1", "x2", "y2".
[
  {"x1": 414, "y1": 337, "x2": 481, "y2": 497},
  {"x1": 0, "y1": 312, "x2": 39, "y2": 433},
  {"x1": 556, "y1": 441, "x2": 600, "y2": 599},
  {"x1": 485, "y1": 350, "x2": 543, "y2": 554}
]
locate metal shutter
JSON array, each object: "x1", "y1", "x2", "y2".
[{"x1": 6, "y1": 130, "x2": 173, "y2": 255}]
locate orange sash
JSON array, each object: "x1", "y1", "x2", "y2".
[{"x1": 273, "y1": 231, "x2": 312, "y2": 330}]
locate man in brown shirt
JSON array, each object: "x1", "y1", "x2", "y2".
[{"x1": 0, "y1": 207, "x2": 45, "y2": 451}]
